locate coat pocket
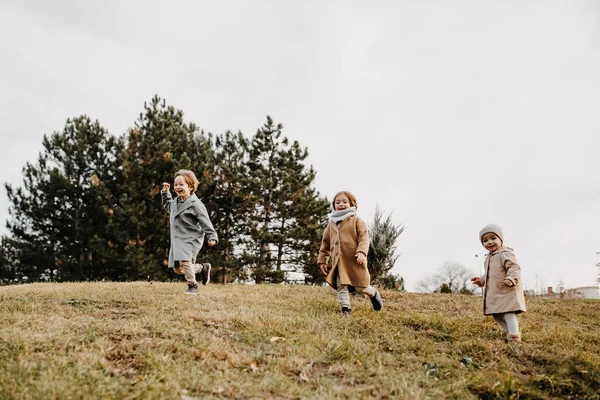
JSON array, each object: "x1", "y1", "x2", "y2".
[
  {"x1": 497, "y1": 282, "x2": 514, "y2": 294},
  {"x1": 174, "y1": 235, "x2": 197, "y2": 241}
]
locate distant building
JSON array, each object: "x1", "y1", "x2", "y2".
[
  {"x1": 572, "y1": 286, "x2": 600, "y2": 299},
  {"x1": 522, "y1": 286, "x2": 599, "y2": 299}
]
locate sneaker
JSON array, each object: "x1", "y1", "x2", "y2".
[
  {"x1": 370, "y1": 289, "x2": 383, "y2": 311},
  {"x1": 184, "y1": 283, "x2": 199, "y2": 295},
  {"x1": 200, "y1": 263, "x2": 211, "y2": 285},
  {"x1": 341, "y1": 307, "x2": 351, "y2": 315}
]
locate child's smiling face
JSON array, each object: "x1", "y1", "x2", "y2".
[
  {"x1": 334, "y1": 194, "x2": 351, "y2": 211},
  {"x1": 482, "y1": 232, "x2": 502, "y2": 253},
  {"x1": 174, "y1": 175, "x2": 192, "y2": 199}
]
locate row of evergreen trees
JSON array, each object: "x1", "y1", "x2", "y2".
[{"x1": 0, "y1": 96, "x2": 404, "y2": 286}]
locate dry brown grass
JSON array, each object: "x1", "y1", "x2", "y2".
[{"x1": 0, "y1": 282, "x2": 599, "y2": 399}]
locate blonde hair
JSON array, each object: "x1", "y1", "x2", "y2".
[
  {"x1": 174, "y1": 169, "x2": 199, "y2": 193},
  {"x1": 331, "y1": 191, "x2": 358, "y2": 210}
]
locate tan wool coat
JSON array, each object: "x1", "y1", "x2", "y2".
[
  {"x1": 317, "y1": 214, "x2": 371, "y2": 289},
  {"x1": 480, "y1": 246, "x2": 526, "y2": 315}
]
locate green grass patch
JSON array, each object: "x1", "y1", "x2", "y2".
[{"x1": 0, "y1": 283, "x2": 599, "y2": 399}]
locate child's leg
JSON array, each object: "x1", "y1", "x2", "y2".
[
  {"x1": 354, "y1": 286, "x2": 375, "y2": 297},
  {"x1": 354, "y1": 285, "x2": 383, "y2": 311},
  {"x1": 503, "y1": 312, "x2": 520, "y2": 336},
  {"x1": 492, "y1": 314, "x2": 509, "y2": 333},
  {"x1": 173, "y1": 263, "x2": 185, "y2": 276},
  {"x1": 194, "y1": 262, "x2": 211, "y2": 285},
  {"x1": 335, "y1": 274, "x2": 351, "y2": 311},
  {"x1": 178, "y1": 260, "x2": 198, "y2": 285}
]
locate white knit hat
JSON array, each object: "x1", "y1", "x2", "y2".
[{"x1": 479, "y1": 224, "x2": 504, "y2": 243}]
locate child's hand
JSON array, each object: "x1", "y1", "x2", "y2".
[
  {"x1": 355, "y1": 252, "x2": 367, "y2": 266},
  {"x1": 319, "y1": 264, "x2": 328, "y2": 276},
  {"x1": 471, "y1": 277, "x2": 484, "y2": 287},
  {"x1": 502, "y1": 278, "x2": 515, "y2": 287},
  {"x1": 162, "y1": 182, "x2": 170, "y2": 191},
  {"x1": 208, "y1": 240, "x2": 217, "y2": 247}
]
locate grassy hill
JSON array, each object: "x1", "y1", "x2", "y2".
[{"x1": 1, "y1": 282, "x2": 599, "y2": 399}]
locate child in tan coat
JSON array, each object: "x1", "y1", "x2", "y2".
[
  {"x1": 471, "y1": 224, "x2": 526, "y2": 342},
  {"x1": 318, "y1": 191, "x2": 383, "y2": 315}
]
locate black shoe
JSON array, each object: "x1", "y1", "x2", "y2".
[
  {"x1": 184, "y1": 283, "x2": 199, "y2": 295},
  {"x1": 200, "y1": 263, "x2": 211, "y2": 285},
  {"x1": 370, "y1": 289, "x2": 383, "y2": 311},
  {"x1": 341, "y1": 307, "x2": 351, "y2": 315}
]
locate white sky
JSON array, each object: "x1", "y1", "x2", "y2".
[{"x1": 1, "y1": 0, "x2": 599, "y2": 291}]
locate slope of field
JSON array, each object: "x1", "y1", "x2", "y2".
[{"x1": 1, "y1": 282, "x2": 599, "y2": 399}]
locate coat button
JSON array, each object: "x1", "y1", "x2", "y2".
[{"x1": 335, "y1": 241, "x2": 339, "y2": 245}]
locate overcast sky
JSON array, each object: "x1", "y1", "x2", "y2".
[{"x1": 1, "y1": 0, "x2": 599, "y2": 291}]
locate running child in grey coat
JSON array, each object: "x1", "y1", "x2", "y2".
[
  {"x1": 471, "y1": 224, "x2": 526, "y2": 343},
  {"x1": 161, "y1": 169, "x2": 218, "y2": 295}
]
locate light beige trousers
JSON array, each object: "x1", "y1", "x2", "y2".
[
  {"x1": 173, "y1": 260, "x2": 202, "y2": 285},
  {"x1": 335, "y1": 274, "x2": 375, "y2": 309}
]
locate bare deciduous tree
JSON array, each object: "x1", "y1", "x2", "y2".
[
  {"x1": 417, "y1": 261, "x2": 476, "y2": 294},
  {"x1": 556, "y1": 279, "x2": 567, "y2": 299}
]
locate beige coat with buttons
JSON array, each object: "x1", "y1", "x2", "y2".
[
  {"x1": 480, "y1": 246, "x2": 526, "y2": 315},
  {"x1": 317, "y1": 214, "x2": 371, "y2": 289}
]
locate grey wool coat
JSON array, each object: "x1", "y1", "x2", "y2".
[
  {"x1": 480, "y1": 246, "x2": 526, "y2": 315},
  {"x1": 161, "y1": 190, "x2": 218, "y2": 268}
]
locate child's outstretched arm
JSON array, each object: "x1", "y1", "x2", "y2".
[
  {"x1": 500, "y1": 250, "x2": 521, "y2": 286},
  {"x1": 161, "y1": 182, "x2": 173, "y2": 212},
  {"x1": 471, "y1": 276, "x2": 485, "y2": 287},
  {"x1": 355, "y1": 218, "x2": 369, "y2": 265},
  {"x1": 196, "y1": 203, "x2": 218, "y2": 245},
  {"x1": 317, "y1": 225, "x2": 331, "y2": 275}
]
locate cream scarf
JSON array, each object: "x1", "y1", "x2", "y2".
[{"x1": 329, "y1": 207, "x2": 357, "y2": 223}]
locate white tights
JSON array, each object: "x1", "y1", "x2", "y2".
[{"x1": 492, "y1": 313, "x2": 519, "y2": 335}]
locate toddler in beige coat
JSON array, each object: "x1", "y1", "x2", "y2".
[
  {"x1": 472, "y1": 224, "x2": 526, "y2": 342},
  {"x1": 318, "y1": 191, "x2": 383, "y2": 315}
]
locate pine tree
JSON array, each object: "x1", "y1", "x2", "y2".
[
  {"x1": 202, "y1": 131, "x2": 251, "y2": 283},
  {"x1": 245, "y1": 117, "x2": 329, "y2": 283},
  {"x1": 0, "y1": 236, "x2": 19, "y2": 283},
  {"x1": 367, "y1": 204, "x2": 406, "y2": 285},
  {"x1": 4, "y1": 116, "x2": 122, "y2": 281},
  {"x1": 112, "y1": 96, "x2": 215, "y2": 280},
  {"x1": 298, "y1": 192, "x2": 330, "y2": 284},
  {"x1": 379, "y1": 273, "x2": 406, "y2": 291}
]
